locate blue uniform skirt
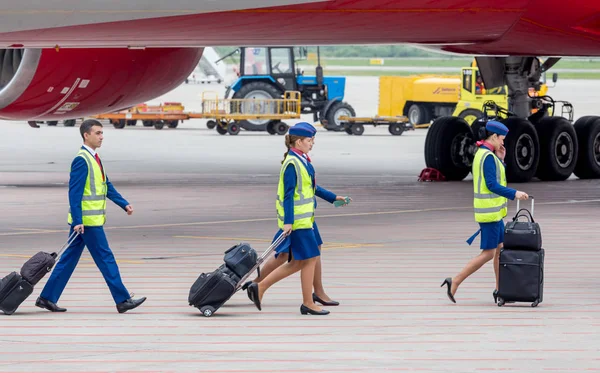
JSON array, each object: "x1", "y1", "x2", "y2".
[
  {"x1": 479, "y1": 220, "x2": 505, "y2": 250},
  {"x1": 272, "y1": 224, "x2": 321, "y2": 261}
]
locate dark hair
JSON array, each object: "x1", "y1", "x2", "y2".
[
  {"x1": 80, "y1": 119, "x2": 103, "y2": 140},
  {"x1": 477, "y1": 126, "x2": 498, "y2": 141},
  {"x1": 281, "y1": 134, "x2": 304, "y2": 164}
]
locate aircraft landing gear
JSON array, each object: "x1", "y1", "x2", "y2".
[{"x1": 424, "y1": 56, "x2": 600, "y2": 182}]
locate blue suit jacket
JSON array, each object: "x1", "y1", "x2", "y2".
[{"x1": 69, "y1": 146, "x2": 129, "y2": 226}]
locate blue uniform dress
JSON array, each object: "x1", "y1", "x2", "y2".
[
  {"x1": 272, "y1": 152, "x2": 335, "y2": 260},
  {"x1": 40, "y1": 147, "x2": 132, "y2": 305},
  {"x1": 467, "y1": 145, "x2": 517, "y2": 250}
]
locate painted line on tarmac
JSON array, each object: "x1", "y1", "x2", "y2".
[
  {"x1": 1, "y1": 198, "x2": 599, "y2": 237},
  {"x1": 173, "y1": 235, "x2": 383, "y2": 251},
  {"x1": 0, "y1": 253, "x2": 143, "y2": 264}
]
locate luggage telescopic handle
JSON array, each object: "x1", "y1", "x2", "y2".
[
  {"x1": 259, "y1": 231, "x2": 289, "y2": 262},
  {"x1": 54, "y1": 231, "x2": 80, "y2": 258},
  {"x1": 516, "y1": 195, "x2": 534, "y2": 218}
]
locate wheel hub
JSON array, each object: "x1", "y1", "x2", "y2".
[
  {"x1": 554, "y1": 132, "x2": 574, "y2": 168},
  {"x1": 450, "y1": 133, "x2": 474, "y2": 168},
  {"x1": 515, "y1": 133, "x2": 535, "y2": 171},
  {"x1": 242, "y1": 90, "x2": 274, "y2": 125},
  {"x1": 334, "y1": 108, "x2": 352, "y2": 126}
]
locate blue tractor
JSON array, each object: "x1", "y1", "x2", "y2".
[{"x1": 222, "y1": 46, "x2": 355, "y2": 134}]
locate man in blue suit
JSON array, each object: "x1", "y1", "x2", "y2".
[{"x1": 36, "y1": 119, "x2": 146, "y2": 313}]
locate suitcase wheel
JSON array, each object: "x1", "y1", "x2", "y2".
[
  {"x1": 497, "y1": 297, "x2": 505, "y2": 307},
  {"x1": 531, "y1": 300, "x2": 539, "y2": 307},
  {"x1": 200, "y1": 306, "x2": 215, "y2": 317}
]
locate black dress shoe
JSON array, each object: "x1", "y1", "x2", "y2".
[
  {"x1": 247, "y1": 283, "x2": 261, "y2": 311},
  {"x1": 312, "y1": 293, "x2": 339, "y2": 306},
  {"x1": 441, "y1": 277, "x2": 456, "y2": 303},
  {"x1": 300, "y1": 304, "x2": 330, "y2": 315},
  {"x1": 35, "y1": 297, "x2": 67, "y2": 312},
  {"x1": 116, "y1": 297, "x2": 147, "y2": 314}
]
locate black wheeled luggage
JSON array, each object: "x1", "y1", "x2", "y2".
[
  {"x1": 223, "y1": 243, "x2": 259, "y2": 279},
  {"x1": 188, "y1": 232, "x2": 287, "y2": 317},
  {"x1": 0, "y1": 272, "x2": 34, "y2": 315},
  {"x1": 498, "y1": 197, "x2": 544, "y2": 307},
  {"x1": 497, "y1": 248, "x2": 544, "y2": 307},
  {"x1": 0, "y1": 231, "x2": 79, "y2": 315}
]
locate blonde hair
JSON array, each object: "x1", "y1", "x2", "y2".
[{"x1": 282, "y1": 134, "x2": 304, "y2": 164}]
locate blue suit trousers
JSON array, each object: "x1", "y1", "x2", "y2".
[{"x1": 40, "y1": 226, "x2": 131, "y2": 304}]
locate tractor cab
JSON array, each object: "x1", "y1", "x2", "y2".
[{"x1": 225, "y1": 46, "x2": 355, "y2": 132}]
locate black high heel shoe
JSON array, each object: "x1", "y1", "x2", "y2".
[
  {"x1": 300, "y1": 304, "x2": 330, "y2": 315},
  {"x1": 246, "y1": 283, "x2": 262, "y2": 311},
  {"x1": 312, "y1": 293, "x2": 339, "y2": 306},
  {"x1": 441, "y1": 277, "x2": 456, "y2": 303},
  {"x1": 493, "y1": 289, "x2": 498, "y2": 303}
]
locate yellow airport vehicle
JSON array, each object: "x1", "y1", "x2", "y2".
[
  {"x1": 376, "y1": 59, "x2": 552, "y2": 127},
  {"x1": 93, "y1": 91, "x2": 302, "y2": 135}
]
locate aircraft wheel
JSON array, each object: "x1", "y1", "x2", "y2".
[
  {"x1": 574, "y1": 116, "x2": 600, "y2": 179},
  {"x1": 424, "y1": 116, "x2": 474, "y2": 181},
  {"x1": 534, "y1": 116, "x2": 578, "y2": 181},
  {"x1": 502, "y1": 117, "x2": 540, "y2": 183}
]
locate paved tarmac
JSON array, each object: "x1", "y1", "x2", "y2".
[{"x1": 0, "y1": 78, "x2": 599, "y2": 372}]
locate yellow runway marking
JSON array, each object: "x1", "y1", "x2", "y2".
[{"x1": 1, "y1": 199, "x2": 598, "y2": 237}]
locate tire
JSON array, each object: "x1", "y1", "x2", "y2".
[
  {"x1": 168, "y1": 120, "x2": 178, "y2": 128},
  {"x1": 154, "y1": 121, "x2": 164, "y2": 130},
  {"x1": 534, "y1": 117, "x2": 578, "y2": 181},
  {"x1": 424, "y1": 116, "x2": 474, "y2": 181},
  {"x1": 407, "y1": 103, "x2": 431, "y2": 126},
  {"x1": 231, "y1": 81, "x2": 282, "y2": 130},
  {"x1": 64, "y1": 119, "x2": 76, "y2": 127},
  {"x1": 143, "y1": 120, "x2": 154, "y2": 127},
  {"x1": 227, "y1": 122, "x2": 240, "y2": 135},
  {"x1": 388, "y1": 123, "x2": 405, "y2": 136},
  {"x1": 323, "y1": 101, "x2": 356, "y2": 131},
  {"x1": 351, "y1": 124, "x2": 364, "y2": 135},
  {"x1": 127, "y1": 120, "x2": 137, "y2": 126},
  {"x1": 206, "y1": 120, "x2": 217, "y2": 129},
  {"x1": 458, "y1": 109, "x2": 484, "y2": 126},
  {"x1": 274, "y1": 121, "x2": 288, "y2": 135},
  {"x1": 502, "y1": 117, "x2": 540, "y2": 183},
  {"x1": 114, "y1": 120, "x2": 126, "y2": 129},
  {"x1": 573, "y1": 116, "x2": 600, "y2": 179},
  {"x1": 266, "y1": 121, "x2": 277, "y2": 135},
  {"x1": 47, "y1": 121, "x2": 58, "y2": 126},
  {"x1": 216, "y1": 124, "x2": 228, "y2": 135}
]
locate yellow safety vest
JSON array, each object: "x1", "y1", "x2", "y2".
[
  {"x1": 472, "y1": 147, "x2": 507, "y2": 223},
  {"x1": 67, "y1": 149, "x2": 107, "y2": 227},
  {"x1": 276, "y1": 154, "x2": 315, "y2": 230}
]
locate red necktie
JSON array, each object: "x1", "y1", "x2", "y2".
[{"x1": 95, "y1": 153, "x2": 105, "y2": 181}]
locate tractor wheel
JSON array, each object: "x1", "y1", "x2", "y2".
[
  {"x1": 323, "y1": 101, "x2": 355, "y2": 131},
  {"x1": 231, "y1": 81, "x2": 281, "y2": 131}
]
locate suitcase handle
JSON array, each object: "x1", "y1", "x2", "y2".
[
  {"x1": 512, "y1": 208, "x2": 535, "y2": 223},
  {"x1": 235, "y1": 231, "x2": 289, "y2": 289},
  {"x1": 515, "y1": 196, "x2": 534, "y2": 218},
  {"x1": 54, "y1": 231, "x2": 80, "y2": 258}
]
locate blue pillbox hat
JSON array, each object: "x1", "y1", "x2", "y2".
[
  {"x1": 486, "y1": 120, "x2": 509, "y2": 136},
  {"x1": 288, "y1": 122, "x2": 316, "y2": 138}
]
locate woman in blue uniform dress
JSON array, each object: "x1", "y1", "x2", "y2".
[
  {"x1": 246, "y1": 122, "x2": 346, "y2": 315},
  {"x1": 243, "y1": 122, "x2": 350, "y2": 308},
  {"x1": 441, "y1": 121, "x2": 529, "y2": 304}
]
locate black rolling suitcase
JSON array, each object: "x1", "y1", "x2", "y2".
[
  {"x1": 497, "y1": 198, "x2": 544, "y2": 307},
  {"x1": 188, "y1": 232, "x2": 287, "y2": 317},
  {"x1": 0, "y1": 231, "x2": 79, "y2": 315}
]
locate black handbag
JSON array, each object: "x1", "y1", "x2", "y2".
[{"x1": 504, "y1": 197, "x2": 542, "y2": 251}]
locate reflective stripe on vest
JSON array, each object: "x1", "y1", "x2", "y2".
[
  {"x1": 276, "y1": 155, "x2": 315, "y2": 230},
  {"x1": 472, "y1": 148, "x2": 507, "y2": 223},
  {"x1": 67, "y1": 150, "x2": 107, "y2": 226}
]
